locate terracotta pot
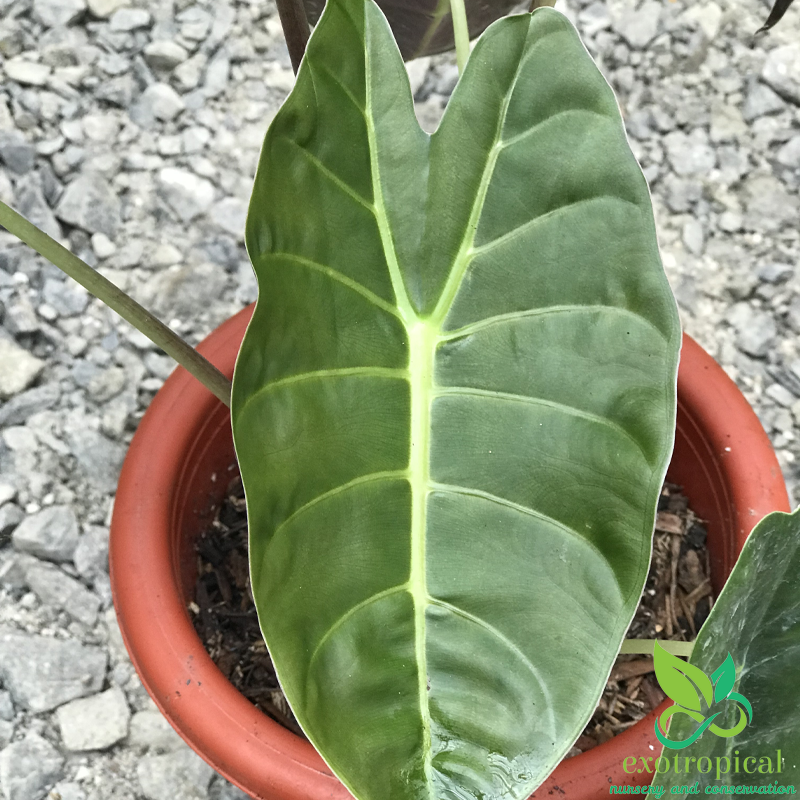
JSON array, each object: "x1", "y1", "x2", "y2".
[{"x1": 109, "y1": 305, "x2": 790, "y2": 800}]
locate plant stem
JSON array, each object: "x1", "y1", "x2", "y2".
[
  {"x1": 620, "y1": 639, "x2": 694, "y2": 658},
  {"x1": 0, "y1": 200, "x2": 232, "y2": 407},
  {"x1": 529, "y1": 0, "x2": 557, "y2": 9},
  {"x1": 275, "y1": 0, "x2": 310, "y2": 74},
  {"x1": 449, "y1": 0, "x2": 470, "y2": 73}
]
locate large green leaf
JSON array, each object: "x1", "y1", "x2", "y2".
[
  {"x1": 232, "y1": 2, "x2": 681, "y2": 799},
  {"x1": 301, "y1": 0, "x2": 520, "y2": 59},
  {"x1": 656, "y1": 509, "x2": 800, "y2": 794}
]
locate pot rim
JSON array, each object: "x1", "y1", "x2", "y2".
[{"x1": 110, "y1": 306, "x2": 790, "y2": 800}]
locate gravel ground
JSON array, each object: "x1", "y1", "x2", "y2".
[{"x1": 1, "y1": 0, "x2": 800, "y2": 797}]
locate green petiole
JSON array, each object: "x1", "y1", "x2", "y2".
[
  {"x1": 449, "y1": 0, "x2": 470, "y2": 73},
  {"x1": 620, "y1": 639, "x2": 694, "y2": 657},
  {"x1": 0, "y1": 200, "x2": 232, "y2": 407}
]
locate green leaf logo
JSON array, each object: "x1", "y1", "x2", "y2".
[
  {"x1": 653, "y1": 642, "x2": 752, "y2": 749},
  {"x1": 711, "y1": 653, "x2": 736, "y2": 703}
]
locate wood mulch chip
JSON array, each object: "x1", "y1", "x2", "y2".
[
  {"x1": 570, "y1": 482, "x2": 714, "y2": 755},
  {"x1": 190, "y1": 478, "x2": 712, "y2": 751}
]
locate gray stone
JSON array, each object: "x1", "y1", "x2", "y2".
[
  {"x1": 777, "y1": 136, "x2": 800, "y2": 169},
  {"x1": 709, "y1": 102, "x2": 746, "y2": 144},
  {"x1": 144, "y1": 41, "x2": 189, "y2": 71},
  {"x1": 24, "y1": 560, "x2": 100, "y2": 626},
  {"x1": 112, "y1": 240, "x2": 144, "y2": 269},
  {"x1": 625, "y1": 109, "x2": 654, "y2": 141},
  {"x1": 788, "y1": 360, "x2": 800, "y2": 388},
  {"x1": 109, "y1": 7, "x2": 150, "y2": 30},
  {"x1": 405, "y1": 57, "x2": 429, "y2": 98},
  {"x1": 683, "y1": 1, "x2": 722, "y2": 40},
  {"x1": 12, "y1": 505, "x2": 79, "y2": 562},
  {"x1": 195, "y1": 236, "x2": 237, "y2": 271},
  {"x1": 32, "y1": 0, "x2": 86, "y2": 27},
  {"x1": 56, "y1": 173, "x2": 121, "y2": 238},
  {"x1": 87, "y1": 0, "x2": 126, "y2": 17},
  {"x1": 91, "y1": 232, "x2": 116, "y2": 259},
  {"x1": 4, "y1": 59, "x2": 51, "y2": 86},
  {"x1": 682, "y1": 219, "x2": 704, "y2": 256},
  {"x1": 15, "y1": 177, "x2": 62, "y2": 240},
  {"x1": 0, "y1": 382, "x2": 61, "y2": 428},
  {"x1": 93, "y1": 570, "x2": 113, "y2": 608},
  {"x1": 663, "y1": 175, "x2": 702, "y2": 213},
  {"x1": 714, "y1": 145, "x2": 749, "y2": 185},
  {"x1": 758, "y1": 262, "x2": 794, "y2": 284},
  {"x1": 0, "y1": 483, "x2": 15, "y2": 507},
  {"x1": 73, "y1": 525, "x2": 109, "y2": 580},
  {"x1": 50, "y1": 784, "x2": 86, "y2": 800},
  {"x1": 0, "y1": 553, "x2": 34, "y2": 592},
  {"x1": 0, "y1": 733, "x2": 64, "y2": 800},
  {"x1": 578, "y1": 1, "x2": 612, "y2": 35},
  {"x1": 82, "y1": 114, "x2": 121, "y2": 143},
  {"x1": 0, "y1": 627, "x2": 107, "y2": 712},
  {"x1": 743, "y1": 175, "x2": 799, "y2": 233},
  {"x1": 137, "y1": 748, "x2": 214, "y2": 800},
  {"x1": 766, "y1": 383, "x2": 796, "y2": 408},
  {"x1": 158, "y1": 168, "x2": 215, "y2": 222},
  {"x1": 743, "y1": 81, "x2": 786, "y2": 121},
  {"x1": 140, "y1": 261, "x2": 227, "y2": 320},
  {"x1": 725, "y1": 301, "x2": 756, "y2": 330},
  {"x1": 208, "y1": 777, "x2": 250, "y2": 800},
  {"x1": 613, "y1": 0, "x2": 661, "y2": 48},
  {"x1": 65, "y1": 428, "x2": 125, "y2": 494},
  {"x1": 97, "y1": 54, "x2": 130, "y2": 77},
  {"x1": 42, "y1": 277, "x2": 89, "y2": 316},
  {"x1": 0, "y1": 504, "x2": 23, "y2": 540},
  {"x1": 128, "y1": 710, "x2": 184, "y2": 751},
  {"x1": 178, "y1": 6, "x2": 212, "y2": 41},
  {"x1": 736, "y1": 312, "x2": 777, "y2": 359},
  {"x1": 0, "y1": 721, "x2": 13, "y2": 749},
  {"x1": 205, "y1": 2, "x2": 234, "y2": 50},
  {"x1": 4, "y1": 296, "x2": 39, "y2": 337},
  {"x1": 134, "y1": 83, "x2": 186, "y2": 124},
  {"x1": 0, "y1": 131, "x2": 34, "y2": 175},
  {"x1": 0, "y1": 339, "x2": 45, "y2": 400},
  {"x1": 761, "y1": 43, "x2": 800, "y2": 106},
  {"x1": 718, "y1": 210, "x2": 743, "y2": 232},
  {"x1": 96, "y1": 74, "x2": 137, "y2": 107},
  {"x1": 663, "y1": 129, "x2": 716, "y2": 176},
  {"x1": 0, "y1": 692, "x2": 13, "y2": 722},
  {"x1": 203, "y1": 52, "x2": 229, "y2": 98},
  {"x1": 86, "y1": 366, "x2": 126, "y2": 402},
  {"x1": 210, "y1": 197, "x2": 246, "y2": 238},
  {"x1": 182, "y1": 127, "x2": 210, "y2": 154},
  {"x1": 173, "y1": 55, "x2": 206, "y2": 93},
  {"x1": 57, "y1": 686, "x2": 130, "y2": 751}
]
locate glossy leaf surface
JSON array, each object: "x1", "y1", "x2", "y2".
[
  {"x1": 302, "y1": 0, "x2": 519, "y2": 59},
  {"x1": 657, "y1": 509, "x2": 800, "y2": 793},
  {"x1": 233, "y1": 2, "x2": 681, "y2": 798}
]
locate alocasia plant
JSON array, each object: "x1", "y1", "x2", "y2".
[{"x1": 232, "y1": 1, "x2": 680, "y2": 798}]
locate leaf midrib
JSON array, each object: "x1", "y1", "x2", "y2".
[
  {"x1": 361, "y1": 14, "x2": 534, "y2": 787},
  {"x1": 364, "y1": 12, "x2": 435, "y2": 790}
]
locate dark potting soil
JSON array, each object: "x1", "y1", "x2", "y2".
[{"x1": 190, "y1": 478, "x2": 713, "y2": 750}]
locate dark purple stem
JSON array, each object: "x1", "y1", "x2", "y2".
[{"x1": 276, "y1": 0, "x2": 311, "y2": 74}]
